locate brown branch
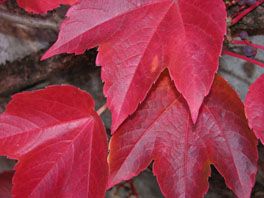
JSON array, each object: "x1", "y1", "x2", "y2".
[
  {"x1": 0, "y1": 9, "x2": 60, "y2": 31},
  {"x1": 0, "y1": 49, "x2": 95, "y2": 96}
]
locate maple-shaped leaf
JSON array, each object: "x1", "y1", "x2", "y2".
[
  {"x1": 108, "y1": 72, "x2": 258, "y2": 198},
  {"x1": 245, "y1": 74, "x2": 264, "y2": 144},
  {"x1": 42, "y1": 0, "x2": 227, "y2": 132},
  {"x1": 17, "y1": 0, "x2": 77, "y2": 14},
  {"x1": 0, "y1": 86, "x2": 108, "y2": 198},
  {"x1": 0, "y1": 171, "x2": 14, "y2": 198}
]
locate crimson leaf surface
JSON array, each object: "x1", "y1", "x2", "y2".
[
  {"x1": 42, "y1": 0, "x2": 227, "y2": 132},
  {"x1": 108, "y1": 72, "x2": 258, "y2": 198},
  {"x1": 0, "y1": 86, "x2": 108, "y2": 198},
  {"x1": 245, "y1": 74, "x2": 264, "y2": 144}
]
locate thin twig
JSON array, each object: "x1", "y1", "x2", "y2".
[
  {"x1": 232, "y1": 0, "x2": 264, "y2": 25},
  {"x1": 222, "y1": 50, "x2": 264, "y2": 68},
  {"x1": 231, "y1": 40, "x2": 264, "y2": 50},
  {"x1": 232, "y1": 5, "x2": 247, "y2": 18},
  {"x1": 128, "y1": 180, "x2": 138, "y2": 198},
  {"x1": 96, "y1": 104, "x2": 107, "y2": 116},
  {"x1": 0, "y1": 9, "x2": 60, "y2": 31}
]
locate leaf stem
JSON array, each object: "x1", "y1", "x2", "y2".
[
  {"x1": 222, "y1": 50, "x2": 264, "y2": 68},
  {"x1": 232, "y1": 0, "x2": 264, "y2": 25},
  {"x1": 231, "y1": 40, "x2": 264, "y2": 50},
  {"x1": 232, "y1": 5, "x2": 247, "y2": 18},
  {"x1": 96, "y1": 104, "x2": 107, "y2": 116},
  {"x1": 128, "y1": 180, "x2": 138, "y2": 198}
]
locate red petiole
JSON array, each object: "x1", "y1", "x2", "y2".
[
  {"x1": 232, "y1": 0, "x2": 264, "y2": 25},
  {"x1": 96, "y1": 104, "x2": 107, "y2": 116},
  {"x1": 232, "y1": 40, "x2": 264, "y2": 50},
  {"x1": 222, "y1": 50, "x2": 264, "y2": 68}
]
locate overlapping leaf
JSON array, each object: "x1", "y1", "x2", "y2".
[
  {"x1": 0, "y1": 171, "x2": 14, "y2": 198},
  {"x1": 42, "y1": 0, "x2": 226, "y2": 132},
  {"x1": 245, "y1": 74, "x2": 264, "y2": 144},
  {"x1": 108, "y1": 72, "x2": 257, "y2": 198},
  {"x1": 17, "y1": 0, "x2": 76, "y2": 14},
  {"x1": 0, "y1": 86, "x2": 108, "y2": 198}
]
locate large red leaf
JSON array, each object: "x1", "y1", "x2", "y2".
[
  {"x1": 0, "y1": 86, "x2": 108, "y2": 198},
  {"x1": 17, "y1": 0, "x2": 76, "y2": 14},
  {"x1": 245, "y1": 74, "x2": 264, "y2": 144},
  {"x1": 0, "y1": 171, "x2": 14, "y2": 198},
  {"x1": 108, "y1": 72, "x2": 257, "y2": 198},
  {"x1": 42, "y1": 0, "x2": 226, "y2": 132}
]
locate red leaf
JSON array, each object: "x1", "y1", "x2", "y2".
[
  {"x1": 17, "y1": 0, "x2": 76, "y2": 14},
  {"x1": 0, "y1": 171, "x2": 14, "y2": 198},
  {"x1": 245, "y1": 74, "x2": 264, "y2": 144},
  {"x1": 42, "y1": 0, "x2": 227, "y2": 132},
  {"x1": 0, "y1": 86, "x2": 108, "y2": 198},
  {"x1": 108, "y1": 72, "x2": 257, "y2": 198}
]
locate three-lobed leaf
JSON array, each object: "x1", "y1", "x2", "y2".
[
  {"x1": 0, "y1": 86, "x2": 108, "y2": 198},
  {"x1": 108, "y1": 72, "x2": 258, "y2": 198},
  {"x1": 245, "y1": 74, "x2": 264, "y2": 144},
  {"x1": 42, "y1": 0, "x2": 227, "y2": 132},
  {"x1": 17, "y1": 0, "x2": 76, "y2": 14}
]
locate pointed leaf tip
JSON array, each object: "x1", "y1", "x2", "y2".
[
  {"x1": 108, "y1": 73, "x2": 257, "y2": 198},
  {"x1": 0, "y1": 85, "x2": 108, "y2": 198},
  {"x1": 44, "y1": 0, "x2": 227, "y2": 132}
]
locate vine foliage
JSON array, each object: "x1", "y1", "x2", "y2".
[{"x1": 0, "y1": 0, "x2": 263, "y2": 198}]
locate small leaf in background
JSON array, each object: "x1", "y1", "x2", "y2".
[
  {"x1": 245, "y1": 74, "x2": 264, "y2": 144},
  {"x1": 108, "y1": 72, "x2": 257, "y2": 198},
  {"x1": 0, "y1": 86, "x2": 108, "y2": 198},
  {"x1": 0, "y1": 171, "x2": 14, "y2": 198},
  {"x1": 42, "y1": 0, "x2": 226, "y2": 132},
  {"x1": 17, "y1": 0, "x2": 76, "y2": 14}
]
